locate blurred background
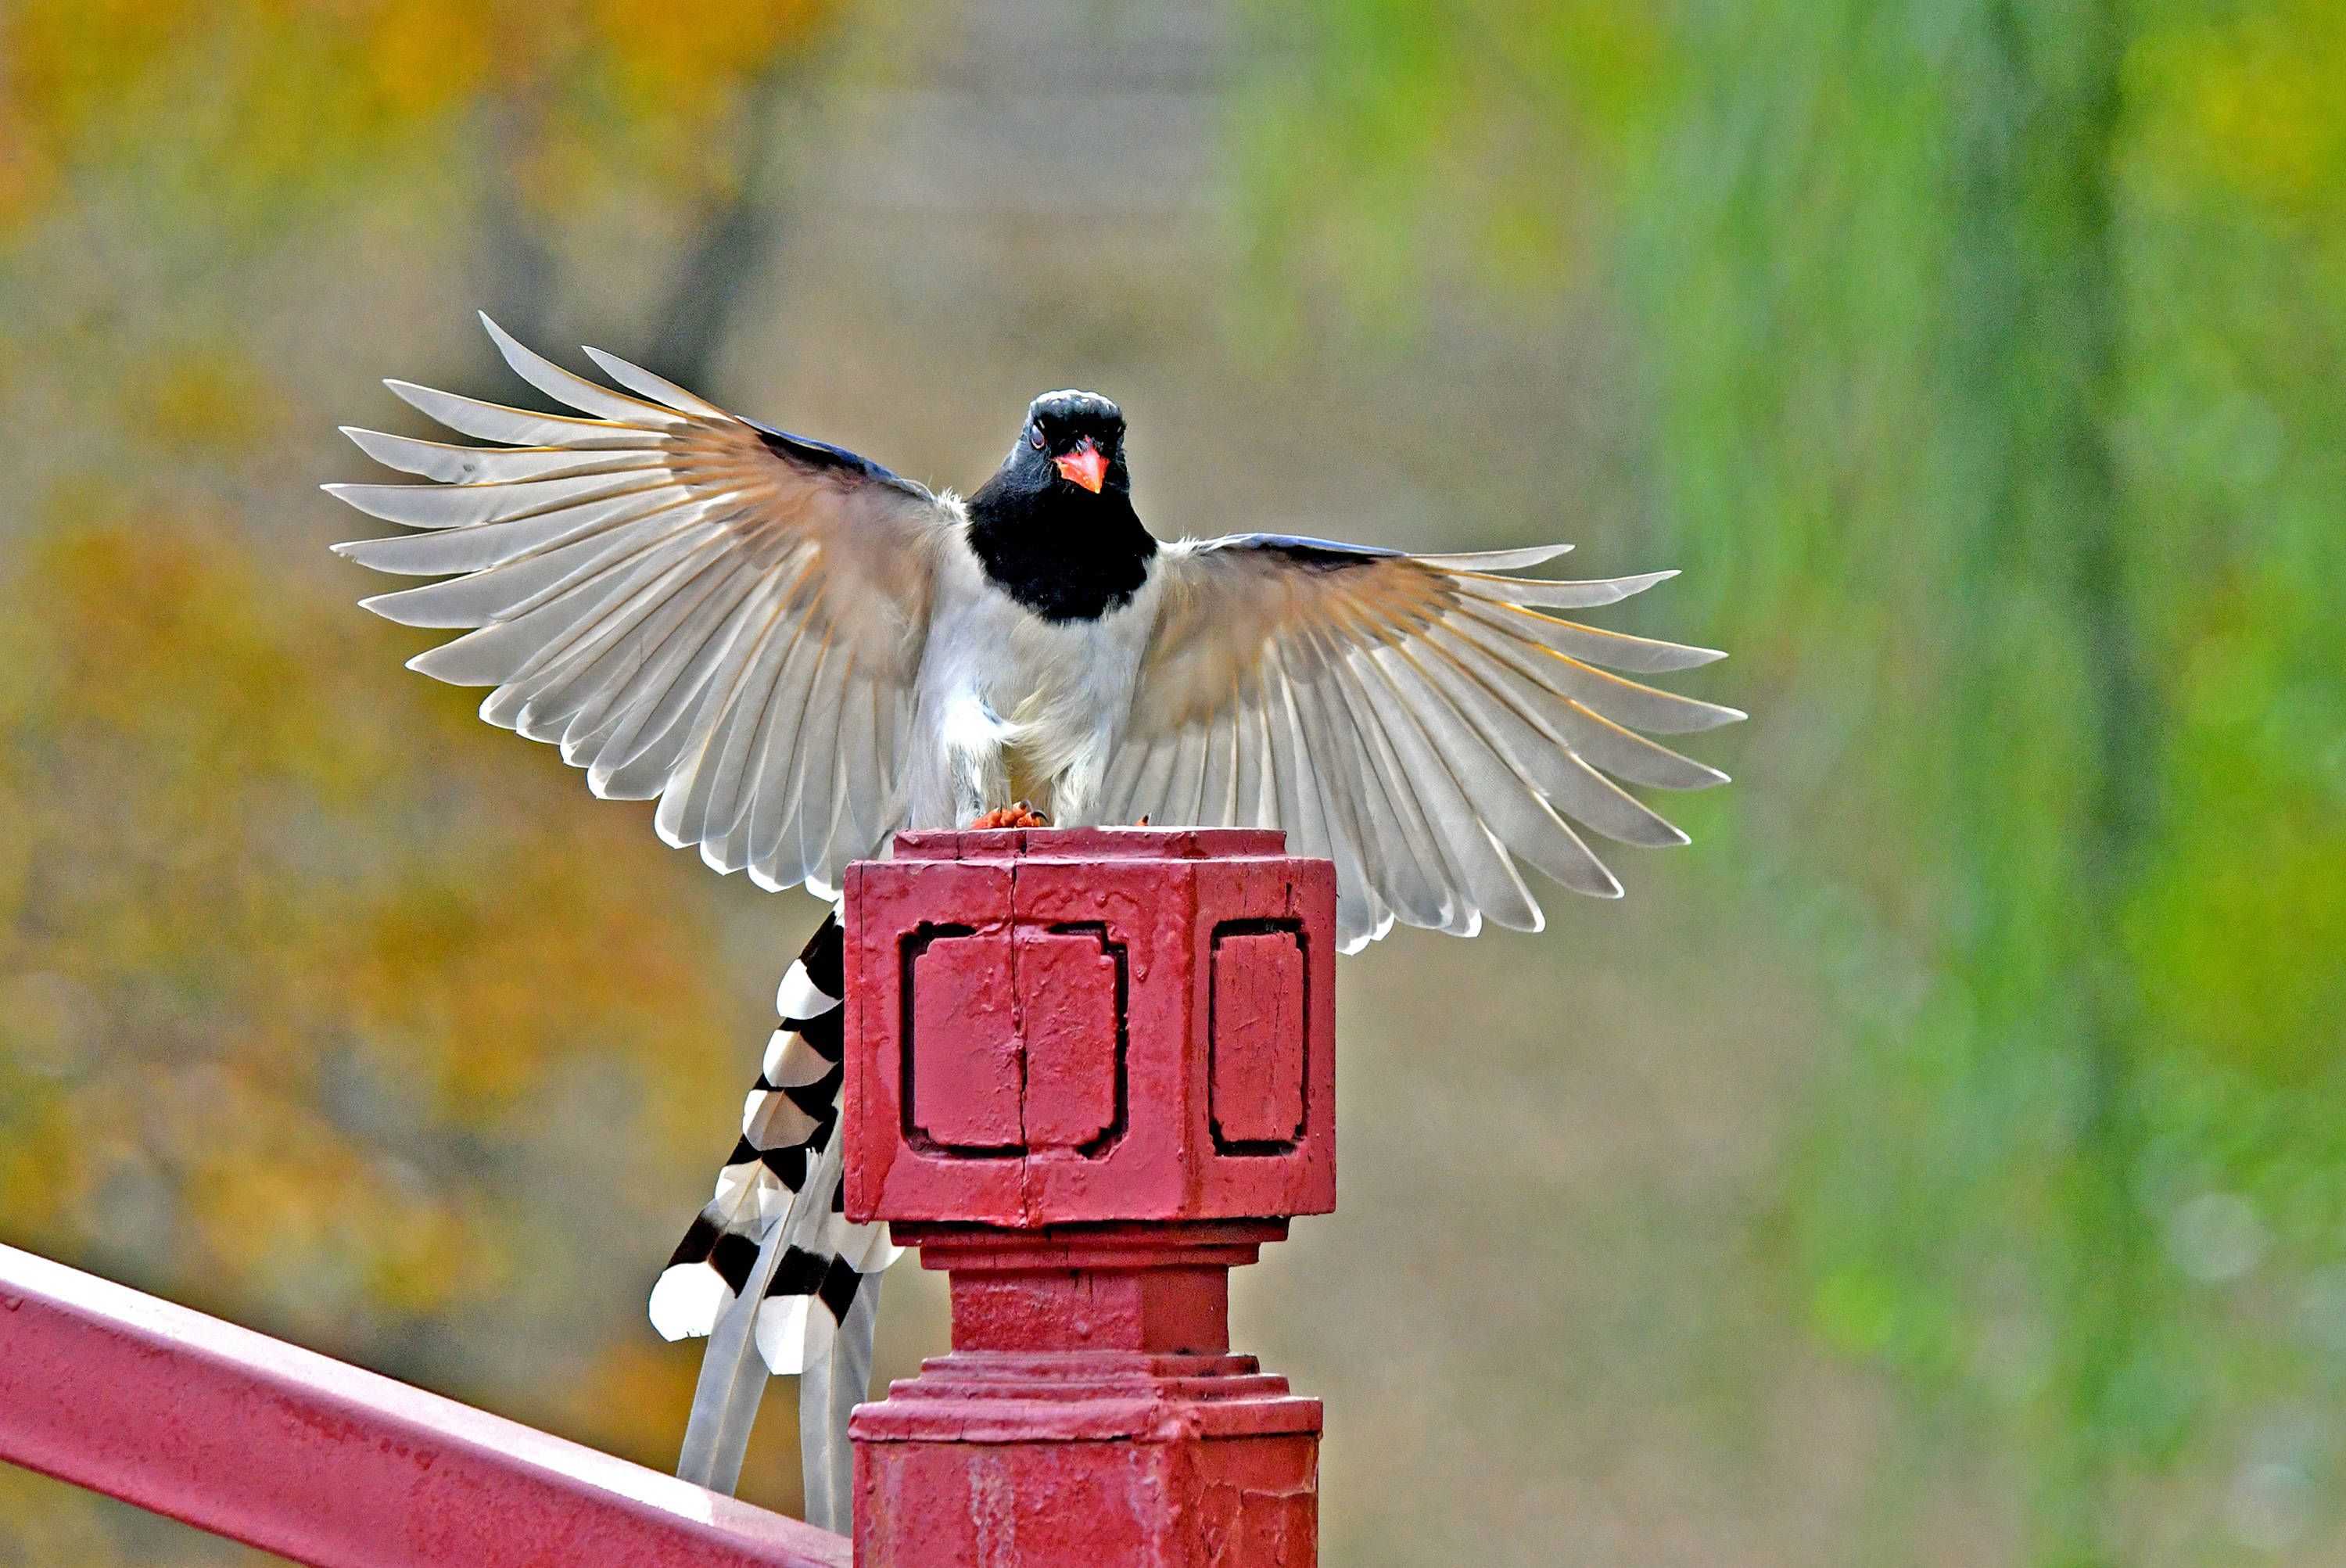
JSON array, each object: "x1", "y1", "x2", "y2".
[{"x1": 1, "y1": 1, "x2": 2341, "y2": 1563}]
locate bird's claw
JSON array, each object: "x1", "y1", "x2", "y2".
[{"x1": 969, "y1": 802, "x2": 1051, "y2": 831}]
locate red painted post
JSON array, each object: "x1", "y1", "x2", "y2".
[
  {"x1": 842, "y1": 827, "x2": 1336, "y2": 1568},
  {"x1": 0, "y1": 1243, "x2": 850, "y2": 1568}
]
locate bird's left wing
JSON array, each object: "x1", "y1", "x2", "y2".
[
  {"x1": 1105, "y1": 536, "x2": 1743, "y2": 951},
  {"x1": 329, "y1": 316, "x2": 954, "y2": 898}
]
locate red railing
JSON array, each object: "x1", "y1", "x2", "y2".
[
  {"x1": 0, "y1": 1243, "x2": 848, "y2": 1567},
  {"x1": 2, "y1": 831, "x2": 1329, "y2": 1567}
]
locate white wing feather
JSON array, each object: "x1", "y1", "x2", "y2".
[
  {"x1": 328, "y1": 317, "x2": 951, "y2": 892},
  {"x1": 1121, "y1": 536, "x2": 1741, "y2": 949}
]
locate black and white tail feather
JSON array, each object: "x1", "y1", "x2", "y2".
[{"x1": 648, "y1": 913, "x2": 900, "y2": 1521}]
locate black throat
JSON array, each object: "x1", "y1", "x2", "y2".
[{"x1": 963, "y1": 472, "x2": 1158, "y2": 623}]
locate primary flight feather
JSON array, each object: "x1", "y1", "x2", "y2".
[{"x1": 327, "y1": 314, "x2": 1743, "y2": 1520}]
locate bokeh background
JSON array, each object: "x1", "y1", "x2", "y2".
[{"x1": 2, "y1": 1, "x2": 2341, "y2": 1563}]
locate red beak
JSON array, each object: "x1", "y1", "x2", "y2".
[{"x1": 1053, "y1": 437, "x2": 1108, "y2": 493}]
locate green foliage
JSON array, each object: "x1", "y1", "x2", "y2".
[
  {"x1": 1238, "y1": 0, "x2": 2346, "y2": 1559},
  {"x1": 1228, "y1": 0, "x2": 1673, "y2": 347}
]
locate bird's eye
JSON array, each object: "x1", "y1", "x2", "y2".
[{"x1": 1029, "y1": 425, "x2": 1046, "y2": 450}]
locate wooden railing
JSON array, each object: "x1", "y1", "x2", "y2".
[{"x1": 1, "y1": 830, "x2": 1332, "y2": 1567}]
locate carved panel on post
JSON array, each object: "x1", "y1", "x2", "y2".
[
  {"x1": 904, "y1": 927, "x2": 1020, "y2": 1152},
  {"x1": 843, "y1": 827, "x2": 1335, "y2": 1568},
  {"x1": 1210, "y1": 925, "x2": 1308, "y2": 1151}
]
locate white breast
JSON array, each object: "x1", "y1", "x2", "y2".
[{"x1": 906, "y1": 538, "x2": 1164, "y2": 827}]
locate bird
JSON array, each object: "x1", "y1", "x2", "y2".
[{"x1": 326, "y1": 314, "x2": 1742, "y2": 1525}]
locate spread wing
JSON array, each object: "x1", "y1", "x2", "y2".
[
  {"x1": 1104, "y1": 536, "x2": 1743, "y2": 950},
  {"x1": 328, "y1": 315, "x2": 952, "y2": 899}
]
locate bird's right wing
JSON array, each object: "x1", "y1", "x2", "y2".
[{"x1": 329, "y1": 316, "x2": 954, "y2": 898}]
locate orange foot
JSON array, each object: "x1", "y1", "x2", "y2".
[{"x1": 969, "y1": 802, "x2": 1051, "y2": 831}]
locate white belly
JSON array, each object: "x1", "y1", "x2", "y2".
[{"x1": 907, "y1": 547, "x2": 1160, "y2": 827}]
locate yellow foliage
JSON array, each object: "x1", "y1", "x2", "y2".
[
  {"x1": 0, "y1": 508, "x2": 741, "y2": 1360},
  {"x1": 2188, "y1": 11, "x2": 2346, "y2": 210},
  {"x1": 0, "y1": 0, "x2": 841, "y2": 239},
  {"x1": 2130, "y1": 0, "x2": 2346, "y2": 224},
  {"x1": 120, "y1": 346, "x2": 288, "y2": 456},
  {"x1": 0, "y1": 4, "x2": 840, "y2": 1542}
]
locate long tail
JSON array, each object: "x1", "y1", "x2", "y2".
[{"x1": 649, "y1": 913, "x2": 900, "y2": 1523}]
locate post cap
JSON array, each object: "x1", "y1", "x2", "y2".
[{"x1": 841, "y1": 828, "x2": 1336, "y2": 1226}]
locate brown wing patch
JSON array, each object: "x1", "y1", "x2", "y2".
[
  {"x1": 1135, "y1": 547, "x2": 1455, "y2": 732},
  {"x1": 654, "y1": 418, "x2": 938, "y2": 672},
  {"x1": 1111, "y1": 534, "x2": 1738, "y2": 949}
]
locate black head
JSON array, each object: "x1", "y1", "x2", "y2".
[
  {"x1": 1014, "y1": 389, "x2": 1128, "y2": 496},
  {"x1": 966, "y1": 388, "x2": 1153, "y2": 622}
]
